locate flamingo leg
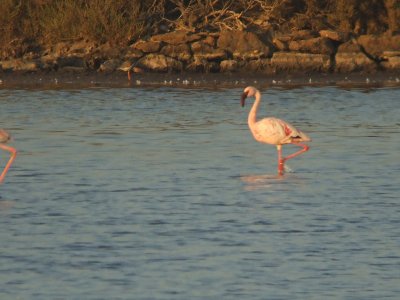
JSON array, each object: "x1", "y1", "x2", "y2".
[
  {"x1": 284, "y1": 143, "x2": 309, "y2": 161},
  {"x1": 0, "y1": 144, "x2": 17, "y2": 183},
  {"x1": 277, "y1": 145, "x2": 284, "y2": 175},
  {"x1": 277, "y1": 143, "x2": 309, "y2": 175}
]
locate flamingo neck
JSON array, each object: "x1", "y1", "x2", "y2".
[{"x1": 248, "y1": 90, "x2": 261, "y2": 128}]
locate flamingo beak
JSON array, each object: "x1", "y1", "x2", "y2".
[{"x1": 241, "y1": 91, "x2": 248, "y2": 107}]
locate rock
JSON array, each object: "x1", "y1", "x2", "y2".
[
  {"x1": 380, "y1": 51, "x2": 400, "y2": 70},
  {"x1": 151, "y1": 30, "x2": 202, "y2": 45},
  {"x1": 57, "y1": 56, "x2": 87, "y2": 69},
  {"x1": 242, "y1": 59, "x2": 271, "y2": 72},
  {"x1": 357, "y1": 34, "x2": 400, "y2": 58},
  {"x1": 125, "y1": 48, "x2": 144, "y2": 60},
  {"x1": 220, "y1": 60, "x2": 239, "y2": 72},
  {"x1": 288, "y1": 37, "x2": 335, "y2": 55},
  {"x1": 381, "y1": 56, "x2": 400, "y2": 70},
  {"x1": 40, "y1": 54, "x2": 57, "y2": 70},
  {"x1": 337, "y1": 40, "x2": 362, "y2": 53},
  {"x1": 382, "y1": 51, "x2": 400, "y2": 58},
  {"x1": 132, "y1": 40, "x2": 162, "y2": 53},
  {"x1": 272, "y1": 37, "x2": 289, "y2": 51},
  {"x1": 335, "y1": 53, "x2": 376, "y2": 72},
  {"x1": 93, "y1": 42, "x2": 123, "y2": 58},
  {"x1": 191, "y1": 41, "x2": 227, "y2": 61},
  {"x1": 319, "y1": 30, "x2": 349, "y2": 42},
  {"x1": 138, "y1": 54, "x2": 182, "y2": 72},
  {"x1": 98, "y1": 59, "x2": 122, "y2": 72},
  {"x1": 1, "y1": 38, "x2": 41, "y2": 60},
  {"x1": 335, "y1": 40, "x2": 376, "y2": 72},
  {"x1": 68, "y1": 39, "x2": 97, "y2": 55},
  {"x1": 217, "y1": 30, "x2": 271, "y2": 60},
  {"x1": 271, "y1": 52, "x2": 331, "y2": 72},
  {"x1": 52, "y1": 42, "x2": 72, "y2": 57},
  {"x1": 186, "y1": 57, "x2": 219, "y2": 72},
  {"x1": 290, "y1": 30, "x2": 319, "y2": 40},
  {"x1": 161, "y1": 43, "x2": 192, "y2": 61},
  {"x1": 0, "y1": 59, "x2": 41, "y2": 72}
]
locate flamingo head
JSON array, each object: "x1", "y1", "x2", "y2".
[{"x1": 241, "y1": 86, "x2": 258, "y2": 107}]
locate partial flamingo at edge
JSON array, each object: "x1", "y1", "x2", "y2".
[{"x1": 0, "y1": 129, "x2": 17, "y2": 183}]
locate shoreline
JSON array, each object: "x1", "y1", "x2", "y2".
[{"x1": 1, "y1": 71, "x2": 400, "y2": 90}]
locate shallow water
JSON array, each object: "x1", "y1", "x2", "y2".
[{"x1": 0, "y1": 85, "x2": 399, "y2": 299}]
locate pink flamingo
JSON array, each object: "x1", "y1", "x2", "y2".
[
  {"x1": 0, "y1": 129, "x2": 17, "y2": 183},
  {"x1": 241, "y1": 86, "x2": 311, "y2": 175}
]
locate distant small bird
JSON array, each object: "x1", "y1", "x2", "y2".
[
  {"x1": 241, "y1": 86, "x2": 311, "y2": 175},
  {"x1": 119, "y1": 61, "x2": 143, "y2": 81},
  {"x1": 0, "y1": 129, "x2": 17, "y2": 183}
]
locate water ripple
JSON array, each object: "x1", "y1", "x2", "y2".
[{"x1": 0, "y1": 86, "x2": 399, "y2": 299}]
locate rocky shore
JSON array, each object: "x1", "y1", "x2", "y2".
[{"x1": 1, "y1": 29, "x2": 400, "y2": 85}]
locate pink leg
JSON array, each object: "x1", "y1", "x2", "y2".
[
  {"x1": 277, "y1": 145, "x2": 284, "y2": 175},
  {"x1": 284, "y1": 143, "x2": 309, "y2": 161},
  {"x1": 276, "y1": 143, "x2": 309, "y2": 175},
  {"x1": 0, "y1": 144, "x2": 17, "y2": 183}
]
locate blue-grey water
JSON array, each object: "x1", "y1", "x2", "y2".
[{"x1": 0, "y1": 85, "x2": 399, "y2": 299}]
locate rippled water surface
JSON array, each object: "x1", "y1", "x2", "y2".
[{"x1": 1, "y1": 85, "x2": 399, "y2": 299}]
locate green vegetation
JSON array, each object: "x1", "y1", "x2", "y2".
[{"x1": 1, "y1": 0, "x2": 399, "y2": 56}]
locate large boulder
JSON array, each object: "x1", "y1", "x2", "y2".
[
  {"x1": 92, "y1": 42, "x2": 124, "y2": 59},
  {"x1": 290, "y1": 30, "x2": 319, "y2": 41},
  {"x1": 271, "y1": 52, "x2": 331, "y2": 72},
  {"x1": 381, "y1": 51, "x2": 400, "y2": 70},
  {"x1": 161, "y1": 43, "x2": 192, "y2": 62},
  {"x1": 220, "y1": 60, "x2": 239, "y2": 72},
  {"x1": 68, "y1": 39, "x2": 97, "y2": 56},
  {"x1": 191, "y1": 40, "x2": 227, "y2": 61},
  {"x1": 0, "y1": 59, "x2": 41, "y2": 72},
  {"x1": 335, "y1": 40, "x2": 376, "y2": 72},
  {"x1": 217, "y1": 30, "x2": 271, "y2": 60},
  {"x1": 125, "y1": 48, "x2": 144, "y2": 60},
  {"x1": 242, "y1": 59, "x2": 271, "y2": 72},
  {"x1": 335, "y1": 53, "x2": 376, "y2": 72},
  {"x1": 98, "y1": 59, "x2": 122, "y2": 72},
  {"x1": 288, "y1": 37, "x2": 335, "y2": 55},
  {"x1": 56, "y1": 56, "x2": 87, "y2": 69},
  {"x1": 138, "y1": 54, "x2": 182, "y2": 72},
  {"x1": 186, "y1": 57, "x2": 219, "y2": 72},
  {"x1": 357, "y1": 34, "x2": 400, "y2": 58},
  {"x1": 132, "y1": 40, "x2": 162, "y2": 53},
  {"x1": 319, "y1": 30, "x2": 350, "y2": 42},
  {"x1": 272, "y1": 36, "x2": 291, "y2": 51}
]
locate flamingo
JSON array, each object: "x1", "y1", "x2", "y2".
[
  {"x1": 241, "y1": 86, "x2": 311, "y2": 175},
  {"x1": 0, "y1": 129, "x2": 17, "y2": 183}
]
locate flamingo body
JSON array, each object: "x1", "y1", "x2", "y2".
[
  {"x1": 241, "y1": 86, "x2": 311, "y2": 175},
  {"x1": 250, "y1": 117, "x2": 311, "y2": 145},
  {"x1": 0, "y1": 129, "x2": 17, "y2": 183}
]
